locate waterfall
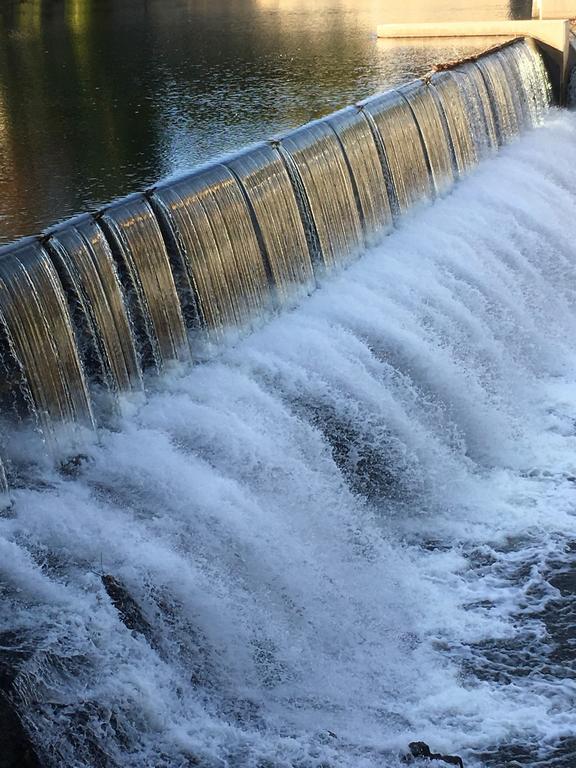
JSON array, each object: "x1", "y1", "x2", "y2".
[
  {"x1": 0, "y1": 240, "x2": 94, "y2": 438},
  {"x1": 397, "y1": 80, "x2": 457, "y2": 195},
  {"x1": 99, "y1": 196, "x2": 191, "y2": 371},
  {"x1": 0, "y1": 38, "x2": 552, "y2": 461},
  {"x1": 277, "y1": 121, "x2": 365, "y2": 269},
  {"x1": 428, "y1": 71, "x2": 479, "y2": 174},
  {"x1": 448, "y1": 62, "x2": 499, "y2": 154},
  {"x1": 359, "y1": 89, "x2": 434, "y2": 212},
  {"x1": 151, "y1": 165, "x2": 275, "y2": 341},
  {"x1": 47, "y1": 219, "x2": 143, "y2": 398},
  {"x1": 224, "y1": 145, "x2": 316, "y2": 306},
  {"x1": 325, "y1": 107, "x2": 394, "y2": 245}
]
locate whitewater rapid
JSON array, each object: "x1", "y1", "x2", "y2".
[{"x1": 2, "y1": 110, "x2": 576, "y2": 767}]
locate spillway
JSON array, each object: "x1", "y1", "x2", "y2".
[
  {"x1": 1, "y1": 37, "x2": 573, "y2": 768},
  {"x1": 0, "y1": 39, "x2": 551, "y2": 456}
]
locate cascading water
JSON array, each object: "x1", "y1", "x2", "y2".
[
  {"x1": 99, "y1": 196, "x2": 191, "y2": 372},
  {"x1": 474, "y1": 53, "x2": 521, "y2": 142},
  {"x1": 429, "y1": 70, "x2": 479, "y2": 174},
  {"x1": 448, "y1": 62, "x2": 499, "y2": 156},
  {"x1": 325, "y1": 107, "x2": 394, "y2": 246},
  {"x1": 47, "y1": 219, "x2": 144, "y2": 398},
  {"x1": 0, "y1": 240, "x2": 95, "y2": 439},
  {"x1": 224, "y1": 145, "x2": 317, "y2": 307},
  {"x1": 151, "y1": 165, "x2": 275, "y2": 343},
  {"x1": 277, "y1": 121, "x2": 365, "y2": 271},
  {"x1": 396, "y1": 80, "x2": 457, "y2": 195},
  {"x1": 0, "y1": 39, "x2": 550, "y2": 440},
  {"x1": 359, "y1": 89, "x2": 434, "y2": 214},
  {"x1": 0, "y1": 37, "x2": 570, "y2": 768}
]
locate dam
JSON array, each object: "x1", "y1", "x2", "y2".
[
  {"x1": 0, "y1": 39, "x2": 551, "y2": 474},
  {"x1": 1, "y1": 2, "x2": 576, "y2": 767}
]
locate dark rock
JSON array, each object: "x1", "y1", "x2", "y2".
[
  {"x1": 0, "y1": 633, "x2": 42, "y2": 768},
  {"x1": 101, "y1": 575, "x2": 152, "y2": 637},
  {"x1": 59, "y1": 454, "x2": 89, "y2": 478},
  {"x1": 404, "y1": 741, "x2": 464, "y2": 768},
  {"x1": 0, "y1": 696, "x2": 41, "y2": 768}
]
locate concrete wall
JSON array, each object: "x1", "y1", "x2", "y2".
[{"x1": 533, "y1": 0, "x2": 576, "y2": 19}]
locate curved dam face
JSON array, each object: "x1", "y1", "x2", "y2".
[{"x1": 0, "y1": 38, "x2": 551, "y2": 484}]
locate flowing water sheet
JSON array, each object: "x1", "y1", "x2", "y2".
[
  {"x1": 0, "y1": 239, "x2": 94, "y2": 440},
  {"x1": 324, "y1": 107, "x2": 394, "y2": 245},
  {"x1": 395, "y1": 80, "x2": 456, "y2": 195},
  {"x1": 47, "y1": 219, "x2": 143, "y2": 401},
  {"x1": 430, "y1": 70, "x2": 479, "y2": 175},
  {"x1": 225, "y1": 144, "x2": 317, "y2": 306},
  {"x1": 359, "y1": 89, "x2": 434, "y2": 214},
  {"x1": 151, "y1": 166, "x2": 273, "y2": 343},
  {"x1": 100, "y1": 195, "x2": 191, "y2": 371},
  {"x1": 278, "y1": 121, "x2": 364, "y2": 271}
]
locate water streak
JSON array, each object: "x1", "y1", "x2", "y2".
[
  {"x1": 225, "y1": 144, "x2": 316, "y2": 306},
  {"x1": 277, "y1": 121, "x2": 364, "y2": 270},
  {"x1": 100, "y1": 196, "x2": 191, "y2": 371}
]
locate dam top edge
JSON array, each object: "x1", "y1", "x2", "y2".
[{"x1": 0, "y1": 235, "x2": 45, "y2": 260}]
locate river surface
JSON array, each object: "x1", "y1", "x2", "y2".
[{"x1": 0, "y1": 0, "x2": 532, "y2": 243}]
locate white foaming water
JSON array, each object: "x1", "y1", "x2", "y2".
[{"x1": 2, "y1": 111, "x2": 576, "y2": 768}]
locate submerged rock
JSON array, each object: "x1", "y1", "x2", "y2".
[
  {"x1": 59, "y1": 454, "x2": 89, "y2": 478},
  {"x1": 404, "y1": 741, "x2": 464, "y2": 767},
  {"x1": 101, "y1": 574, "x2": 152, "y2": 637}
]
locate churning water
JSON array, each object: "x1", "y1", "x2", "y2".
[{"x1": 1, "y1": 101, "x2": 576, "y2": 766}]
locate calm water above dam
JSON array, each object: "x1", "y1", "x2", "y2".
[{"x1": 0, "y1": 0, "x2": 531, "y2": 243}]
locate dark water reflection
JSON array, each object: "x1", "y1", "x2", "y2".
[{"x1": 0, "y1": 0, "x2": 532, "y2": 243}]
